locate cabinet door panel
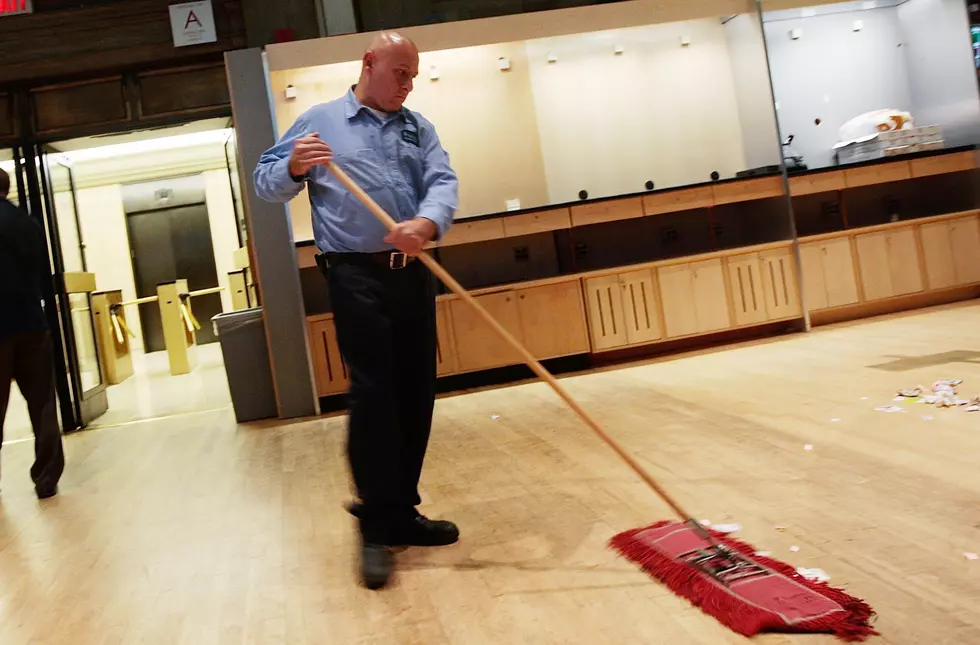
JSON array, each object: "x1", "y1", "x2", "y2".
[
  {"x1": 309, "y1": 318, "x2": 348, "y2": 396},
  {"x1": 518, "y1": 281, "x2": 590, "y2": 359},
  {"x1": 435, "y1": 300, "x2": 457, "y2": 376},
  {"x1": 727, "y1": 254, "x2": 767, "y2": 326},
  {"x1": 919, "y1": 221, "x2": 956, "y2": 290},
  {"x1": 950, "y1": 215, "x2": 980, "y2": 285},
  {"x1": 855, "y1": 232, "x2": 893, "y2": 301},
  {"x1": 658, "y1": 264, "x2": 699, "y2": 338},
  {"x1": 822, "y1": 238, "x2": 860, "y2": 307},
  {"x1": 799, "y1": 242, "x2": 828, "y2": 312},
  {"x1": 886, "y1": 228, "x2": 923, "y2": 296},
  {"x1": 691, "y1": 259, "x2": 731, "y2": 333},
  {"x1": 619, "y1": 269, "x2": 663, "y2": 344},
  {"x1": 450, "y1": 292, "x2": 523, "y2": 372},
  {"x1": 584, "y1": 275, "x2": 628, "y2": 350},
  {"x1": 761, "y1": 249, "x2": 802, "y2": 319}
]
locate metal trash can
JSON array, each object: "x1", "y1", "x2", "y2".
[{"x1": 212, "y1": 308, "x2": 277, "y2": 423}]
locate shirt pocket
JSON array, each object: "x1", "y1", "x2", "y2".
[{"x1": 331, "y1": 148, "x2": 387, "y2": 191}]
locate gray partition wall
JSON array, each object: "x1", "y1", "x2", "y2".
[{"x1": 224, "y1": 48, "x2": 319, "y2": 420}]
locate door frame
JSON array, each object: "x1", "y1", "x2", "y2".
[
  {"x1": 34, "y1": 144, "x2": 108, "y2": 428},
  {"x1": 16, "y1": 143, "x2": 82, "y2": 432}
]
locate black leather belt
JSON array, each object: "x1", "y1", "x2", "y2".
[{"x1": 317, "y1": 250, "x2": 417, "y2": 271}]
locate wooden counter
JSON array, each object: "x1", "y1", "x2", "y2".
[{"x1": 299, "y1": 148, "x2": 980, "y2": 399}]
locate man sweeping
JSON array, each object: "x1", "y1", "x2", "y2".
[{"x1": 254, "y1": 31, "x2": 459, "y2": 590}]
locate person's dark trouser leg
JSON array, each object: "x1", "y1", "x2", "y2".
[
  {"x1": 390, "y1": 266, "x2": 437, "y2": 511},
  {"x1": 14, "y1": 333, "x2": 64, "y2": 495},
  {"x1": 328, "y1": 262, "x2": 404, "y2": 543},
  {"x1": 0, "y1": 337, "x2": 15, "y2": 457}
]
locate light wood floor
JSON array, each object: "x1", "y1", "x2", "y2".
[{"x1": 2, "y1": 302, "x2": 980, "y2": 645}]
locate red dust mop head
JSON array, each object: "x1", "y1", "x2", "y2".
[{"x1": 611, "y1": 521, "x2": 878, "y2": 642}]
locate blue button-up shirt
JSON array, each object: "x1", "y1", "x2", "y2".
[{"x1": 254, "y1": 88, "x2": 459, "y2": 254}]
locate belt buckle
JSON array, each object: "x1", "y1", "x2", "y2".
[{"x1": 389, "y1": 252, "x2": 408, "y2": 269}]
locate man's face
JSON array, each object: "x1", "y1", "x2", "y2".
[{"x1": 366, "y1": 46, "x2": 419, "y2": 111}]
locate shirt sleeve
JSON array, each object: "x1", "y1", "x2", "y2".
[
  {"x1": 253, "y1": 111, "x2": 313, "y2": 204},
  {"x1": 414, "y1": 118, "x2": 459, "y2": 239}
]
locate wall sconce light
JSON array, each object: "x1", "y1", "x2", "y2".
[
  {"x1": 498, "y1": 56, "x2": 511, "y2": 71},
  {"x1": 680, "y1": 35, "x2": 691, "y2": 47},
  {"x1": 429, "y1": 66, "x2": 440, "y2": 81},
  {"x1": 790, "y1": 28, "x2": 803, "y2": 40},
  {"x1": 614, "y1": 44, "x2": 625, "y2": 55},
  {"x1": 284, "y1": 84, "x2": 298, "y2": 100},
  {"x1": 853, "y1": 19, "x2": 864, "y2": 32},
  {"x1": 547, "y1": 52, "x2": 558, "y2": 63}
]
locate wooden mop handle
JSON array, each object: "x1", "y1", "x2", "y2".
[{"x1": 328, "y1": 162, "x2": 692, "y2": 522}]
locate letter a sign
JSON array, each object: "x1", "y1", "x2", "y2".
[{"x1": 170, "y1": 1, "x2": 217, "y2": 47}]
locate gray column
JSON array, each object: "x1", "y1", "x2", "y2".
[
  {"x1": 224, "y1": 48, "x2": 320, "y2": 419},
  {"x1": 321, "y1": 0, "x2": 357, "y2": 35}
]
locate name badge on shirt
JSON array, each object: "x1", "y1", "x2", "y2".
[{"x1": 401, "y1": 129, "x2": 420, "y2": 147}]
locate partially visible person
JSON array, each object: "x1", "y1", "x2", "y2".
[{"x1": 0, "y1": 168, "x2": 64, "y2": 499}]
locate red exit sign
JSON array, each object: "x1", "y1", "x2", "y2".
[{"x1": 0, "y1": 0, "x2": 31, "y2": 16}]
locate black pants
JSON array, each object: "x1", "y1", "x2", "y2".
[
  {"x1": 0, "y1": 331, "x2": 65, "y2": 492},
  {"x1": 326, "y1": 257, "x2": 437, "y2": 543}
]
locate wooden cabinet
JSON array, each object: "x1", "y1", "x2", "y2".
[
  {"x1": 658, "y1": 259, "x2": 730, "y2": 338},
  {"x1": 855, "y1": 227, "x2": 923, "y2": 301},
  {"x1": 435, "y1": 300, "x2": 458, "y2": 376},
  {"x1": 789, "y1": 171, "x2": 846, "y2": 197},
  {"x1": 920, "y1": 215, "x2": 980, "y2": 290},
  {"x1": 619, "y1": 269, "x2": 663, "y2": 345},
  {"x1": 799, "y1": 238, "x2": 860, "y2": 312},
  {"x1": 727, "y1": 253, "x2": 767, "y2": 326},
  {"x1": 844, "y1": 161, "x2": 911, "y2": 188},
  {"x1": 308, "y1": 317, "x2": 349, "y2": 396},
  {"x1": 760, "y1": 248, "x2": 802, "y2": 320},
  {"x1": 909, "y1": 151, "x2": 976, "y2": 178},
  {"x1": 584, "y1": 275, "x2": 629, "y2": 350},
  {"x1": 950, "y1": 216, "x2": 980, "y2": 285},
  {"x1": 450, "y1": 280, "x2": 590, "y2": 372},
  {"x1": 450, "y1": 291, "x2": 523, "y2": 372},
  {"x1": 517, "y1": 281, "x2": 590, "y2": 359},
  {"x1": 584, "y1": 271, "x2": 662, "y2": 350}
]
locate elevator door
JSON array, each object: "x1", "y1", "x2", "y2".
[{"x1": 124, "y1": 176, "x2": 221, "y2": 353}]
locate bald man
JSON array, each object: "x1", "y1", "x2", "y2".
[{"x1": 254, "y1": 32, "x2": 459, "y2": 589}]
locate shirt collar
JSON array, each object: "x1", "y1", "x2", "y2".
[{"x1": 345, "y1": 86, "x2": 405, "y2": 121}]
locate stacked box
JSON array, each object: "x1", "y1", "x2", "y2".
[{"x1": 835, "y1": 125, "x2": 944, "y2": 164}]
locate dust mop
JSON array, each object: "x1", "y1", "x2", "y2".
[{"x1": 329, "y1": 163, "x2": 878, "y2": 642}]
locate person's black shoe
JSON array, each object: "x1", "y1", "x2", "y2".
[
  {"x1": 360, "y1": 543, "x2": 393, "y2": 590},
  {"x1": 36, "y1": 485, "x2": 57, "y2": 500},
  {"x1": 392, "y1": 514, "x2": 460, "y2": 547}
]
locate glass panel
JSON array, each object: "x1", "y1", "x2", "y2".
[
  {"x1": 276, "y1": 7, "x2": 783, "y2": 220},
  {"x1": 68, "y1": 292, "x2": 101, "y2": 393},
  {"x1": 225, "y1": 131, "x2": 248, "y2": 246},
  {"x1": 48, "y1": 159, "x2": 85, "y2": 273},
  {"x1": 761, "y1": 0, "x2": 980, "y2": 172}
]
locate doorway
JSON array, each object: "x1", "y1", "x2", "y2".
[{"x1": 123, "y1": 175, "x2": 222, "y2": 352}]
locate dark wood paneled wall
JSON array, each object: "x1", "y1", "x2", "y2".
[
  {"x1": 0, "y1": 0, "x2": 250, "y2": 144},
  {"x1": 0, "y1": 0, "x2": 245, "y2": 85}
]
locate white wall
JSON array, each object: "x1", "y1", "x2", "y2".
[
  {"x1": 204, "y1": 169, "x2": 242, "y2": 314},
  {"x1": 725, "y1": 13, "x2": 782, "y2": 169},
  {"x1": 898, "y1": 0, "x2": 980, "y2": 148},
  {"x1": 75, "y1": 185, "x2": 146, "y2": 350},
  {"x1": 764, "y1": 5, "x2": 913, "y2": 169},
  {"x1": 526, "y1": 19, "x2": 748, "y2": 203}
]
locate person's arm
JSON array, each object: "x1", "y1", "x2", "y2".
[
  {"x1": 414, "y1": 118, "x2": 458, "y2": 240},
  {"x1": 253, "y1": 111, "x2": 319, "y2": 204}
]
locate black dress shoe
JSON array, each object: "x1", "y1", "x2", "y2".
[
  {"x1": 36, "y1": 486, "x2": 57, "y2": 500},
  {"x1": 391, "y1": 515, "x2": 460, "y2": 547},
  {"x1": 361, "y1": 543, "x2": 393, "y2": 590}
]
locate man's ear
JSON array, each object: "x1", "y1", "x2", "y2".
[{"x1": 363, "y1": 51, "x2": 376, "y2": 71}]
